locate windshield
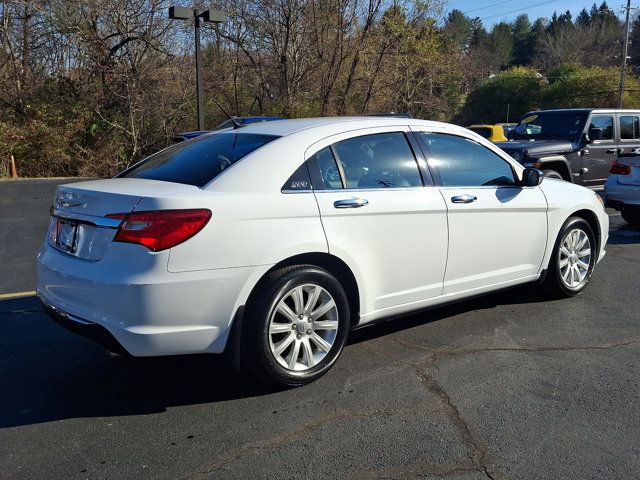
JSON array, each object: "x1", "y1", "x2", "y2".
[
  {"x1": 120, "y1": 133, "x2": 279, "y2": 187},
  {"x1": 513, "y1": 112, "x2": 588, "y2": 141}
]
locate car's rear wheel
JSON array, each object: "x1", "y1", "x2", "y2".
[
  {"x1": 543, "y1": 169, "x2": 564, "y2": 180},
  {"x1": 244, "y1": 265, "x2": 350, "y2": 387},
  {"x1": 542, "y1": 217, "x2": 596, "y2": 297},
  {"x1": 621, "y1": 207, "x2": 640, "y2": 226}
]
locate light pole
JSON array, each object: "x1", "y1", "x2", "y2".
[
  {"x1": 169, "y1": 6, "x2": 226, "y2": 131},
  {"x1": 618, "y1": 0, "x2": 633, "y2": 108}
]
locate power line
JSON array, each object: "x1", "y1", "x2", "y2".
[
  {"x1": 465, "y1": 0, "x2": 518, "y2": 15},
  {"x1": 480, "y1": 0, "x2": 560, "y2": 21}
]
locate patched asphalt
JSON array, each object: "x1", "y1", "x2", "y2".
[{"x1": 1, "y1": 179, "x2": 639, "y2": 480}]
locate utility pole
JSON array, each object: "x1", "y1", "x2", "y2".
[
  {"x1": 618, "y1": 0, "x2": 633, "y2": 108},
  {"x1": 169, "y1": 7, "x2": 226, "y2": 131}
]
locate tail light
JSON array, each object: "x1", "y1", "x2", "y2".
[
  {"x1": 610, "y1": 161, "x2": 631, "y2": 175},
  {"x1": 106, "y1": 209, "x2": 211, "y2": 251}
]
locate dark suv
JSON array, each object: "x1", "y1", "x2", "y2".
[{"x1": 496, "y1": 109, "x2": 640, "y2": 190}]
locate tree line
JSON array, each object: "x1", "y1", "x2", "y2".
[{"x1": 0, "y1": 0, "x2": 638, "y2": 177}]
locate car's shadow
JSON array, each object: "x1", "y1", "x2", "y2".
[
  {"x1": 607, "y1": 221, "x2": 640, "y2": 245},
  {"x1": 0, "y1": 287, "x2": 561, "y2": 429}
]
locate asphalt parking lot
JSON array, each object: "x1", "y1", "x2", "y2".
[{"x1": 1, "y1": 178, "x2": 639, "y2": 480}]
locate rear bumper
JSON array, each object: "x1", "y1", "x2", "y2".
[
  {"x1": 603, "y1": 178, "x2": 640, "y2": 209},
  {"x1": 40, "y1": 296, "x2": 129, "y2": 355},
  {"x1": 36, "y1": 242, "x2": 260, "y2": 356}
]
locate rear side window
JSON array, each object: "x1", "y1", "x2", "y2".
[
  {"x1": 420, "y1": 132, "x2": 516, "y2": 187},
  {"x1": 282, "y1": 163, "x2": 312, "y2": 191},
  {"x1": 312, "y1": 132, "x2": 422, "y2": 189},
  {"x1": 311, "y1": 146, "x2": 343, "y2": 189},
  {"x1": 589, "y1": 116, "x2": 614, "y2": 141},
  {"x1": 620, "y1": 115, "x2": 640, "y2": 140},
  {"x1": 121, "y1": 133, "x2": 279, "y2": 187}
]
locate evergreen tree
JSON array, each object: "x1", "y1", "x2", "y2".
[
  {"x1": 444, "y1": 9, "x2": 473, "y2": 51},
  {"x1": 512, "y1": 14, "x2": 534, "y2": 65},
  {"x1": 489, "y1": 22, "x2": 515, "y2": 69},
  {"x1": 576, "y1": 8, "x2": 591, "y2": 27}
]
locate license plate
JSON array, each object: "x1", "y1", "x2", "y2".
[{"x1": 54, "y1": 219, "x2": 78, "y2": 253}]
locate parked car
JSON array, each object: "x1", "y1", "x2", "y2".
[
  {"x1": 497, "y1": 108, "x2": 640, "y2": 190},
  {"x1": 173, "y1": 116, "x2": 286, "y2": 142},
  {"x1": 604, "y1": 154, "x2": 640, "y2": 226},
  {"x1": 468, "y1": 123, "x2": 515, "y2": 142},
  {"x1": 38, "y1": 117, "x2": 608, "y2": 387}
]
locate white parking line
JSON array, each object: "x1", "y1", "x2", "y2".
[{"x1": 0, "y1": 291, "x2": 37, "y2": 300}]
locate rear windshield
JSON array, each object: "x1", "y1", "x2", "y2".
[{"x1": 120, "y1": 133, "x2": 279, "y2": 187}]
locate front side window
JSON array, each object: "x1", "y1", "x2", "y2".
[
  {"x1": 589, "y1": 115, "x2": 614, "y2": 141},
  {"x1": 121, "y1": 133, "x2": 279, "y2": 187},
  {"x1": 420, "y1": 132, "x2": 516, "y2": 187},
  {"x1": 620, "y1": 115, "x2": 640, "y2": 140},
  {"x1": 329, "y1": 132, "x2": 422, "y2": 189}
]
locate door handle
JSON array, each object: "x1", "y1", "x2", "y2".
[
  {"x1": 334, "y1": 198, "x2": 369, "y2": 209},
  {"x1": 606, "y1": 148, "x2": 618, "y2": 154},
  {"x1": 451, "y1": 194, "x2": 477, "y2": 204}
]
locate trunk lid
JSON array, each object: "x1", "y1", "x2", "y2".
[{"x1": 48, "y1": 178, "x2": 199, "y2": 260}]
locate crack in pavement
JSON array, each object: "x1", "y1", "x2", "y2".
[
  {"x1": 414, "y1": 368, "x2": 499, "y2": 480},
  {"x1": 365, "y1": 342, "x2": 501, "y2": 480},
  {"x1": 363, "y1": 337, "x2": 640, "y2": 480},
  {"x1": 388, "y1": 338, "x2": 640, "y2": 366},
  {"x1": 180, "y1": 404, "x2": 440, "y2": 480}
]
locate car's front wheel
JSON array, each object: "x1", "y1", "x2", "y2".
[
  {"x1": 543, "y1": 169, "x2": 564, "y2": 180},
  {"x1": 542, "y1": 217, "x2": 597, "y2": 297},
  {"x1": 244, "y1": 265, "x2": 350, "y2": 387}
]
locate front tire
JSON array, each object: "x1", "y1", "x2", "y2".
[
  {"x1": 542, "y1": 217, "x2": 596, "y2": 298},
  {"x1": 244, "y1": 265, "x2": 350, "y2": 387},
  {"x1": 543, "y1": 169, "x2": 564, "y2": 180}
]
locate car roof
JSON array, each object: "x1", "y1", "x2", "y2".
[
  {"x1": 522, "y1": 108, "x2": 640, "y2": 116},
  {"x1": 231, "y1": 116, "x2": 450, "y2": 137}
]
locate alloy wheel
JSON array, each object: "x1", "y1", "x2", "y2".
[
  {"x1": 268, "y1": 284, "x2": 339, "y2": 371},
  {"x1": 558, "y1": 228, "x2": 591, "y2": 289}
]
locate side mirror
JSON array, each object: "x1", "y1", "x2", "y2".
[
  {"x1": 587, "y1": 127, "x2": 604, "y2": 142},
  {"x1": 520, "y1": 168, "x2": 544, "y2": 187}
]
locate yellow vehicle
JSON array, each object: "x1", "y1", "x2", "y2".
[{"x1": 467, "y1": 123, "x2": 516, "y2": 142}]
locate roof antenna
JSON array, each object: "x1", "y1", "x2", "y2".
[{"x1": 211, "y1": 97, "x2": 242, "y2": 129}]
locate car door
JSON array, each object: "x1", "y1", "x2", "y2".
[
  {"x1": 582, "y1": 113, "x2": 618, "y2": 188},
  {"x1": 308, "y1": 127, "x2": 449, "y2": 317},
  {"x1": 617, "y1": 113, "x2": 640, "y2": 158},
  {"x1": 414, "y1": 130, "x2": 548, "y2": 295}
]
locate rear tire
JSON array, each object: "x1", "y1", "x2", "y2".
[
  {"x1": 243, "y1": 265, "x2": 350, "y2": 387},
  {"x1": 543, "y1": 169, "x2": 564, "y2": 180},
  {"x1": 621, "y1": 207, "x2": 640, "y2": 226},
  {"x1": 541, "y1": 217, "x2": 596, "y2": 298}
]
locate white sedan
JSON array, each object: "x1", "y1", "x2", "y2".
[{"x1": 37, "y1": 117, "x2": 608, "y2": 386}]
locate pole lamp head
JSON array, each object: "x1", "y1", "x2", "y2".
[
  {"x1": 168, "y1": 6, "x2": 193, "y2": 20},
  {"x1": 200, "y1": 10, "x2": 226, "y2": 23}
]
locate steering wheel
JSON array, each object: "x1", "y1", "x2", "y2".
[
  {"x1": 217, "y1": 154, "x2": 232, "y2": 173},
  {"x1": 324, "y1": 162, "x2": 345, "y2": 184}
]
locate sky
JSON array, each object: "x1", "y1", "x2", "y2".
[{"x1": 444, "y1": 0, "x2": 625, "y2": 27}]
